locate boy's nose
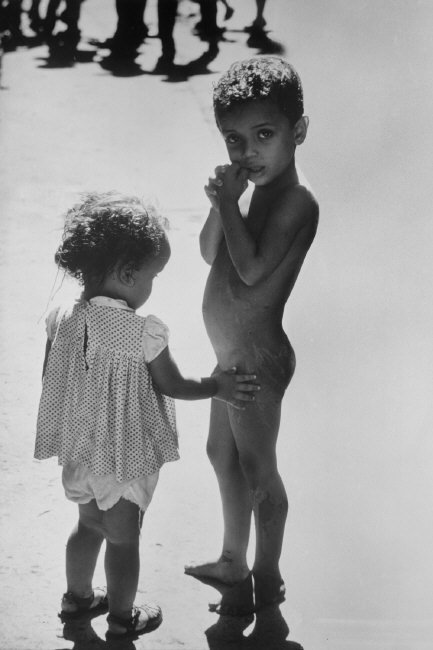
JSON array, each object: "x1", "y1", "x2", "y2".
[{"x1": 241, "y1": 142, "x2": 258, "y2": 160}]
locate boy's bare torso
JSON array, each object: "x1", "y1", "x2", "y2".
[{"x1": 203, "y1": 182, "x2": 318, "y2": 397}]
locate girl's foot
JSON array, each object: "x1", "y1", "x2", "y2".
[
  {"x1": 184, "y1": 556, "x2": 250, "y2": 585},
  {"x1": 59, "y1": 587, "x2": 108, "y2": 620},
  {"x1": 106, "y1": 604, "x2": 162, "y2": 639}
]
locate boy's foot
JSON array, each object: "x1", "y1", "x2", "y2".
[
  {"x1": 208, "y1": 572, "x2": 255, "y2": 617},
  {"x1": 106, "y1": 604, "x2": 162, "y2": 639},
  {"x1": 246, "y1": 603, "x2": 290, "y2": 644},
  {"x1": 59, "y1": 587, "x2": 108, "y2": 620},
  {"x1": 184, "y1": 557, "x2": 250, "y2": 586},
  {"x1": 253, "y1": 572, "x2": 286, "y2": 611}
]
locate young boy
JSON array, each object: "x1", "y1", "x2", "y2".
[{"x1": 185, "y1": 57, "x2": 319, "y2": 615}]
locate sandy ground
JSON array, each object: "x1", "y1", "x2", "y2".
[{"x1": 1, "y1": 1, "x2": 433, "y2": 649}]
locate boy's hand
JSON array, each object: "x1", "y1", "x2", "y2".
[
  {"x1": 205, "y1": 163, "x2": 248, "y2": 211},
  {"x1": 212, "y1": 366, "x2": 260, "y2": 409}
]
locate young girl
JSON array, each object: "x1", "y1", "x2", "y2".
[{"x1": 34, "y1": 192, "x2": 259, "y2": 640}]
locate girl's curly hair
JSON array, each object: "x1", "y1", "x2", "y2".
[
  {"x1": 55, "y1": 192, "x2": 169, "y2": 286},
  {"x1": 213, "y1": 56, "x2": 304, "y2": 127}
]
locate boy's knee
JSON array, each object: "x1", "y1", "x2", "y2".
[
  {"x1": 207, "y1": 438, "x2": 227, "y2": 466},
  {"x1": 207, "y1": 440, "x2": 239, "y2": 474},
  {"x1": 239, "y1": 452, "x2": 270, "y2": 487},
  {"x1": 251, "y1": 486, "x2": 289, "y2": 514}
]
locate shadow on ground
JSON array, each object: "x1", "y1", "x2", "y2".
[{"x1": 58, "y1": 604, "x2": 303, "y2": 650}]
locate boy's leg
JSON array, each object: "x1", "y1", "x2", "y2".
[
  {"x1": 65, "y1": 500, "x2": 105, "y2": 598},
  {"x1": 229, "y1": 399, "x2": 288, "y2": 609},
  {"x1": 103, "y1": 497, "x2": 142, "y2": 619},
  {"x1": 185, "y1": 398, "x2": 252, "y2": 584}
]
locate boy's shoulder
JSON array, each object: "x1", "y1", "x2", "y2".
[{"x1": 272, "y1": 180, "x2": 319, "y2": 229}]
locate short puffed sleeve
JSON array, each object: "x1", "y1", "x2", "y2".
[
  {"x1": 45, "y1": 306, "x2": 62, "y2": 341},
  {"x1": 142, "y1": 315, "x2": 170, "y2": 362}
]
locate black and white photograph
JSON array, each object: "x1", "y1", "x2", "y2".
[{"x1": 1, "y1": 1, "x2": 432, "y2": 648}]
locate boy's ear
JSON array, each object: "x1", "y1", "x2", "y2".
[
  {"x1": 294, "y1": 116, "x2": 309, "y2": 145},
  {"x1": 117, "y1": 264, "x2": 135, "y2": 286}
]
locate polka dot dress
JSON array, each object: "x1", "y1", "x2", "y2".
[{"x1": 35, "y1": 297, "x2": 179, "y2": 482}]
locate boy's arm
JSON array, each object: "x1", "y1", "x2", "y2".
[
  {"x1": 217, "y1": 164, "x2": 318, "y2": 285},
  {"x1": 199, "y1": 207, "x2": 224, "y2": 265}
]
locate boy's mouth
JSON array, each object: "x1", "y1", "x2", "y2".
[{"x1": 243, "y1": 166, "x2": 264, "y2": 175}]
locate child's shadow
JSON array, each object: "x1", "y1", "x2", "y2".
[
  {"x1": 59, "y1": 619, "x2": 137, "y2": 650},
  {"x1": 205, "y1": 604, "x2": 304, "y2": 650}
]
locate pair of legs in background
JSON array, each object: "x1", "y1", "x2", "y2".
[{"x1": 186, "y1": 395, "x2": 288, "y2": 614}]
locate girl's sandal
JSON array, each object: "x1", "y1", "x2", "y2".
[
  {"x1": 59, "y1": 587, "x2": 108, "y2": 621},
  {"x1": 106, "y1": 604, "x2": 163, "y2": 640}
]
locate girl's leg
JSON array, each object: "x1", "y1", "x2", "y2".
[
  {"x1": 66, "y1": 501, "x2": 105, "y2": 598},
  {"x1": 185, "y1": 398, "x2": 252, "y2": 584},
  {"x1": 103, "y1": 498, "x2": 142, "y2": 619},
  {"x1": 229, "y1": 399, "x2": 288, "y2": 608}
]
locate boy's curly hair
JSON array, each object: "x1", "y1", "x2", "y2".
[
  {"x1": 55, "y1": 192, "x2": 169, "y2": 286},
  {"x1": 213, "y1": 56, "x2": 304, "y2": 127}
]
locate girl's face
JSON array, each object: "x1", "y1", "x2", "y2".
[
  {"x1": 128, "y1": 241, "x2": 170, "y2": 310},
  {"x1": 217, "y1": 99, "x2": 307, "y2": 187}
]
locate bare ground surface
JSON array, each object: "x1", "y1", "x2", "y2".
[{"x1": 1, "y1": 1, "x2": 433, "y2": 649}]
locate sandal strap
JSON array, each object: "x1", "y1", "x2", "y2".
[
  {"x1": 107, "y1": 607, "x2": 140, "y2": 631},
  {"x1": 63, "y1": 591, "x2": 95, "y2": 609}
]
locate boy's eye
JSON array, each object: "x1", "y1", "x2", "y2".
[
  {"x1": 225, "y1": 134, "x2": 239, "y2": 145},
  {"x1": 258, "y1": 129, "x2": 273, "y2": 139}
]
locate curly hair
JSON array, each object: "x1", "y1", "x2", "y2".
[
  {"x1": 55, "y1": 192, "x2": 169, "y2": 286},
  {"x1": 213, "y1": 56, "x2": 304, "y2": 127}
]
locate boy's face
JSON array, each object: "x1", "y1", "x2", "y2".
[{"x1": 217, "y1": 99, "x2": 307, "y2": 187}]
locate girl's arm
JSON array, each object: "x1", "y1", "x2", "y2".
[
  {"x1": 42, "y1": 338, "x2": 52, "y2": 379},
  {"x1": 149, "y1": 346, "x2": 259, "y2": 409},
  {"x1": 199, "y1": 207, "x2": 224, "y2": 265}
]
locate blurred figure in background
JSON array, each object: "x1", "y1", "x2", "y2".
[
  {"x1": 28, "y1": 0, "x2": 43, "y2": 34},
  {"x1": 44, "y1": 0, "x2": 85, "y2": 61},
  {"x1": 193, "y1": 0, "x2": 224, "y2": 40},
  {"x1": 0, "y1": 0, "x2": 25, "y2": 49},
  {"x1": 219, "y1": 0, "x2": 234, "y2": 21},
  {"x1": 245, "y1": 0, "x2": 268, "y2": 34},
  {"x1": 107, "y1": 0, "x2": 148, "y2": 62},
  {"x1": 155, "y1": 0, "x2": 178, "y2": 73}
]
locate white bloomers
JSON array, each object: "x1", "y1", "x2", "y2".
[{"x1": 62, "y1": 461, "x2": 159, "y2": 512}]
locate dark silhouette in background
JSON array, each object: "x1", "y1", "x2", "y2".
[
  {"x1": 0, "y1": 0, "x2": 283, "y2": 74},
  {"x1": 44, "y1": 0, "x2": 84, "y2": 62},
  {"x1": 154, "y1": 0, "x2": 178, "y2": 73},
  {"x1": 103, "y1": 0, "x2": 148, "y2": 63}
]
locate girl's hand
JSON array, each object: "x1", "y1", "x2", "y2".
[
  {"x1": 212, "y1": 367, "x2": 260, "y2": 409},
  {"x1": 205, "y1": 163, "x2": 248, "y2": 211}
]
